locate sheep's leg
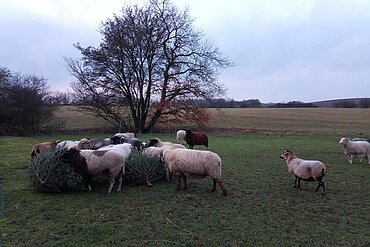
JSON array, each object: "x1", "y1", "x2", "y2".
[
  {"x1": 216, "y1": 179, "x2": 228, "y2": 196},
  {"x1": 176, "y1": 175, "x2": 182, "y2": 191},
  {"x1": 293, "y1": 177, "x2": 298, "y2": 188},
  {"x1": 165, "y1": 167, "x2": 170, "y2": 181},
  {"x1": 183, "y1": 175, "x2": 188, "y2": 190},
  {"x1": 348, "y1": 154, "x2": 353, "y2": 164},
  {"x1": 117, "y1": 175, "x2": 123, "y2": 192},
  {"x1": 296, "y1": 178, "x2": 301, "y2": 189},
  {"x1": 88, "y1": 184, "x2": 92, "y2": 192},
  {"x1": 211, "y1": 179, "x2": 217, "y2": 192},
  {"x1": 315, "y1": 180, "x2": 325, "y2": 195},
  {"x1": 107, "y1": 177, "x2": 115, "y2": 194}
]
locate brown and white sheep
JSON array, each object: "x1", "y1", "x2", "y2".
[
  {"x1": 280, "y1": 150, "x2": 327, "y2": 195},
  {"x1": 31, "y1": 141, "x2": 58, "y2": 158},
  {"x1": 67, "y1": 147, "x2": 131, "y2": 193},
  {"x1": 160, "y1": 148, "x2": 227, "y2": 196}
]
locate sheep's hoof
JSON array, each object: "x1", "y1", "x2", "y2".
[
  {"x1": 293, "y1": 185, "x2": 297, "y2": 188},
  {"x1": 223, "y1": 192, "x2": 228, "y2": 196}
]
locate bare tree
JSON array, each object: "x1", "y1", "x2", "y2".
[{"x1": 66, "y1": 0, "x2": 231, "y2": 133}]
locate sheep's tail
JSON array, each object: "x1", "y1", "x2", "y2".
[
  {"x1": 322, "y1": 167, "x2": 327, "y2": 176},
  {"x1": 218, "y1": 159, "x2": 222, "y2": 178}
]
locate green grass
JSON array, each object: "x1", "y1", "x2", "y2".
[{"x1": 1, "y1": 133, "x2": 369, "y2": 246}]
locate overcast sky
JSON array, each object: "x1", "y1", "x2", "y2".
[{"x1": 1, "y1": 0, "x2": 369, "y2": 103}]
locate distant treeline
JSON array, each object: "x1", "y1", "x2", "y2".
[
  {"x1": 333, "y1": 98, "x2": 370, "y2": 108},
  {"x1": 268, "y1": 101, "x2": 318, "y2": 108},
  {"x1": 193, "y1": 99, "x2": 317, "y2": 108},
  {"x1": 193, "y1": 98, "x2": 262, "y2": 108}
]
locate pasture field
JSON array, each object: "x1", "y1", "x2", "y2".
[
  {"x1": 52, "y1": 106, "x2": 370, "y2": 135},
  {"x1": 0, "y1": 133, "x2": 370, "y2": 246}
]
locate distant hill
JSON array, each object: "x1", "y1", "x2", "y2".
[{"x1": 311, "y1": 98, "x2": 370, "y2": 108}]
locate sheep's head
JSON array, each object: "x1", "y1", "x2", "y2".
[
  {"x1": 78, "y1": 138, "x2": 92, "y2": 150},
  {"x1": 280, "y1": 150, "x2": 294, "y2": 160},
  {"x1": 147, "y1": 138, "x2": 160, "y2": 147},
  {"x1": 140, "y1": 141, "x2": 147, "y2": 149},
  {"x1": 110, "y1": 136, "x2": 125, "y2": 144},
  {"x1": 339, "y1": 137, "x2": 349, "y2": 146}
]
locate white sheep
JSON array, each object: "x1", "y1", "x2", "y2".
[
  {"x1": 68, "y1": 147, "x2": 131, "y2": 193},
  {"x1": 160, "y1": 148, "x2": 228, "y2": 196},
  {"x1": 142, "y1": 146, "x2": 165, "y2": 158},
  {"x1": 56, "y1": 140, "x2": 80, "y2": 150},
  {"x1": 112, "y1": 132, "x2": 136, "y2": 141},
  {"x1": 98, "y1": 143, "x2": 133, "y2": 157},
  {"x1": 147, "y1": 138, "x2": 186, "y2": 150},
  {"x1": 338, "y1": 137, "x2": 370, "y2": 165},
  {"x1": 176, "y1": 130, "x2": 186, "y2": 143},
  {"x1": 280, "y1": 150, "x2": 327, "y2": 195}
]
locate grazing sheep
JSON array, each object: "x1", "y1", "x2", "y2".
[
  {"x1": 127, "y1": 137, "x2": 146, "y2": 150},
  {"x1": 185, "y1": 129, "x2": 209, "y2": 149},
  {"x1": 56, "y1": 140, "x2": 80, "y2": 150},
  {"x1": 78, "y1": 138, "x2": 113, "y2": 150},
  {"x1": 77, "y1": 138, "x2": 92, "y2": 150},
  {"x1": 351, "y1": 138, "x2": 370, "y2": 143},
  {"x1": 146, "y1": 138, "x2": 186, "y2": 150},
  {"x1": 31, "y1": 141, "x2": 58, "y2": 158},
  {"x1": 98, "y1": 143, "x2": 133, "y2": 158},
  {"x1": 338, "y1": 137, "x2": 370, "y2": 164},
  {"x1": 142, "y1": 146, "x2": 165, "y2": 158},
  {"x1": 67, "y1": 147, "x2": 130, "y2": 193},
  {"x1": 111, "y1": 132, "x2": 136, "y2": 143},
  {"x1": 176, "y1": 130, "x2": 186, "y2": 143},
  {"x1": 160, "y1": 148, "x2": 228, "y2": 196},
  {"x1": 280, "y1": 150, "x2": 327, "y2": 195}
]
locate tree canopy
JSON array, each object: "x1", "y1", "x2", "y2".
[
  {"x1": 0, "y1": 67, "x2": 53, "y2": 135},
  {"x1": 67, "y1": 0, "x2": 231, "y2": 133}
]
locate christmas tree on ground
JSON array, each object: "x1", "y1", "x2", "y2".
[
  {"x1": 124, "y1": 150, "x2": 166, "y2": 187},
  {"x1": 28, "y1": 149, "x2": 85, "y2": 193}
]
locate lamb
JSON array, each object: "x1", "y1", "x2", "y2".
[
  {"x1": 146, "y1": 138, "x2": 186, "y2": 150},
  {"x1": 185, "y1": 129, "x2": 209, "y2": 149},
  {"x1": 176, "y1": 130, "x2": 186, "y2": 143},
  {"x1": 280, "y1": 150, "x2": 327, "y2": 195},
  {"x1": 160, "y1": 148, "x2": 228, "y2": 196},
  {"x1": 66, "y1": 147, "x2": 131, "y2": 193},
  {"x1": 31, "y1": 141, "x2": 58, "y2": 158},
  {"x1": 338, "y1": 137, "x2": 370, "y2": 164}
]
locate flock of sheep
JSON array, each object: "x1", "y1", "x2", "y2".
[
  {"x1": 30, "y1": 129, "x2": 227, "y2": 195},
  {"x1": 30, "y1": 130, "x2": 370, "y2": 196}
]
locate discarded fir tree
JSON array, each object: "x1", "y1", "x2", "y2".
[{"x1": 28, "y1": 149, "x2": 85, "y2": 193}]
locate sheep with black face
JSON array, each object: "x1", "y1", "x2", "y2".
[
  {"x1": 66, "y1": 144, "x2": 132, "y2": 193},
  {"x1": 185, "y1": 129, "x2": 209, "y2": 149}
]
